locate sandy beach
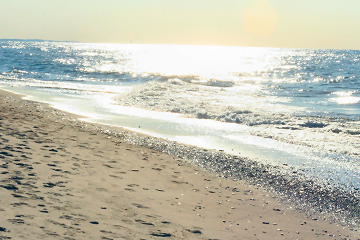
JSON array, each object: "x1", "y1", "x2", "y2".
[{"x1": 0, "y1": 89, "x2": 358, "y2": 239}]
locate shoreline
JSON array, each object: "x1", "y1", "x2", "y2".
[{"x1": 0, "y1": 89, "x2": 359, "y2": 239}]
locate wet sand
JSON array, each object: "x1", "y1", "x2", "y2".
[{"x1": 0, "y1": 89, "x2": 358, "y2": 239}]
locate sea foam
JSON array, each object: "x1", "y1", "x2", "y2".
[{"x1": 114, "y1": 79, "x2": 360, "y2": 156}]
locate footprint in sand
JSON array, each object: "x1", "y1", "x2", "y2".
[
  {"x1": 132, "y1": 203, "x2": 149, "y2": 209},
  {"x1": 135, "y1": 219, "x2": 154, "y2": 226},
  {"x1": 150, "y1": 232, "x2": 172, "y2": 237},
  {"x1": 124, "y1": 188, "x2": 135, "y2": 192}
]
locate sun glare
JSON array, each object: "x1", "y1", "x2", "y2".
[
  {"x1": 243, "y1": 0, "x2": 279, "y2": 37},
  {"x1": 331, "y1": 91, "x2": 360, "y2": 104}
]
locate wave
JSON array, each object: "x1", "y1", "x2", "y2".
[
  {"x1": 0, "y1": 76, "x2": 130, "y2": 94},
  {"x1": 113, "y1": 79, "x2": 360, "y2": 156},
  {"x1": 113, "y1": 79, "x2": 296, "y2": 125}
]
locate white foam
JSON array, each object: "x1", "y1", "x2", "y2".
[
  {"x1": 113, "y1": 79, "x2": 296, "y2": 124},
  {"x1": 0, "y1": 76, "x2": 131, "y2": 94},
  {"x1": 112, "y1": 79, "x2": 360, "y2": 156}
]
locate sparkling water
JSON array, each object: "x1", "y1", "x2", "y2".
[{"x1": 1, "y1": 40, "x2": 360, "y2": 204}]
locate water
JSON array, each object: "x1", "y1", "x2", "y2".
[{"x1": 1, "y1": 40, "x2": 360, "y2": 224}]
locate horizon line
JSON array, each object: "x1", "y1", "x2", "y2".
[{"x1": 1, "y1": 38, "x2": 359, "y2": 51}]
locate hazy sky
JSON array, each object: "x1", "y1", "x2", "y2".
[{"x1": 1, "y1": 0, "x2": 359, "y2": 49}]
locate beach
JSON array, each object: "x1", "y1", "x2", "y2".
[{"x1": 0, "y1": 89, "x2": 359, "y2": 239}]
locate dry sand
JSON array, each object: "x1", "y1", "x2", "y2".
[{"x1": 0, "y1": 89, "x2": 358, "y2": 239}]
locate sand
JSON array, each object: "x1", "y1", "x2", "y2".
[{"x1": 0, "y1": 89, "x2": 358, "y2": 240}]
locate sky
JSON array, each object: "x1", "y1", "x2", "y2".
[{"x1": 0, "y1": 0, "x2": 359, "y2": 49}]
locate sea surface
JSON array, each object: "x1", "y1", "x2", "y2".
[{"x1": 1, "y1": 40, "x2": 360, "y2": 225}]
